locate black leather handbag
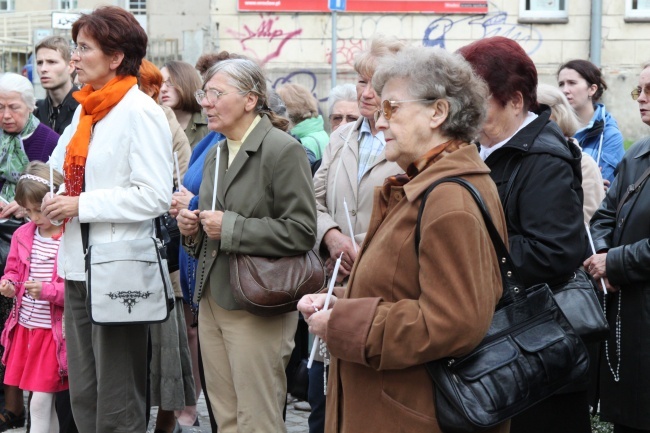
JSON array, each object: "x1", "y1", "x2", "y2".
[
  {"x1": 551, "y1": 268, "x2": 609, "y2": 342},
  {"x1": 416, "y1": 177, "x2": 589, "y2": 433},
  {"x1": 0, "y1": 218, "x2": 24, "y2": 275}
]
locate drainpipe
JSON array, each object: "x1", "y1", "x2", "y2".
[{"x1": 590, "y1": 0, "x2": 602, "y2": 67}]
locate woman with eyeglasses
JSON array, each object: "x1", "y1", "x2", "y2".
[
  {"x1": 327, "y1": 83, "x2": 360, "y2": 133},
  {"x1": 558, "y1": 59, "x2": 624, "y2": 186},
  {"x1": 298, "y1": 45, "x2": 508, "y2": 433},
  {"x1": 585, "y1": 62, "x2": 650, "y2": 433},
  {"x1": 306, "y1": 36, "x2": 403, "y2": 433},
  {"x1": 160, "y1": 61, "x2": 209, "y2": 150},
  {"x1": 175, "y1": 58, "x2": 316, "y2": 433},
  {"x1": 460, "y1": 36, "x2": 588, "y2": 433},
  {"x1": 42, "y1": 6, "x2": 172, "y2": 431}
]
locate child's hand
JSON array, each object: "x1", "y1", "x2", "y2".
[
  {"x1": 0, "y1": 280, "x2": 16, "y2": 298},
  {"x1": 24, "y1": 281, "x2": 42, "y2": 300}
]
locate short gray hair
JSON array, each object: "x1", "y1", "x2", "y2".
[
  {"x1": 0, "y1": 73, "x2": 35, "y2": 110},
  {"x1": 327, "y1": 83, "x2": 357, "y2": 113},
  {"x1": 373, "y1": 46, "x2": 488, "y2": 143},
  {"x1": 203, "y1": 58, "x2": 289, "y2": 131}
]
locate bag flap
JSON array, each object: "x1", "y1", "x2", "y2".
[
  {"x1": 513, "y1": 319, "x2": 565, "y2": 352},
  {"x1": 89, "y1": 238, "x2": 159, "y2": 265},
  {"x1": 453, "y1": 338, "x2": 519, "y2": 381}
]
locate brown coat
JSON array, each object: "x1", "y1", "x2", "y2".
[{"x1": 325, "y1": 145, "x2": 510, "y2": 433}]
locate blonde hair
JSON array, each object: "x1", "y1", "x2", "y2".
[
  {"x1": 354, "y1": 35, "x2": 405, "y2": 78},
  {"x1": 537, "y1": 83, "x2": 581, "y2": 137},
  {"x1": 15, "y1": 161, "x2": 64, "y2": 207},
  {"x1": 275, "y1": 83, "x2": 319, "y2": 126}
]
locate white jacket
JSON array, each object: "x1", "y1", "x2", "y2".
[{"x1": 49, "y1": 85, "x2": 173, "y2": 281}]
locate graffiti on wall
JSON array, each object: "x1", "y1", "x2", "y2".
[
  {"x1": 422, "y1": 5, "x2": 542, "y2": 54},
  {"x1": 271, "y1": 70, "x2": 329, "y2": 114},
  {"x1": 325, "y1": 39, "x2": 364, "y2": 66},
  {"x1": 226, "y1": 14, "x2": 303, "y2": 65}
]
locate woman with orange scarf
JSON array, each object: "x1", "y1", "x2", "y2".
[{"x1": 43, "y1": 6, "x2": 173, "y2": 432}]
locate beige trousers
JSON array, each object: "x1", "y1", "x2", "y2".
[{"x1": 199, "y1": 290, "x2": 298, "y2": 433}]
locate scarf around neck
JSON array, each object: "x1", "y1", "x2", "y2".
[
  {"x1": 0, "y1": 113, "x2": 39, "y2": 201},
  {"x1": 64, "y1": 75, "x2": 137, "y2": 196}
]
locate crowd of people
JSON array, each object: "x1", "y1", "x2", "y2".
[{"x1": 1, "y1": 4, "x2": 649, "y2": 433}]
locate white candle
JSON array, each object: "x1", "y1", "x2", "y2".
[
  {"x1": 173, "y1": 151, "x2": 182, "y2": 192},
  {"x1": 211, "y1": 145, "x2": 221, "y2": 212},
  {"x1": 49, "y1": 164, "x2": 53, "y2": 198},
  {"x1": 308, "y1": 252, "x2": 343, "y2": 368},
  {"x1": 585, "y1": 222, "x2": 607, "y2": 294},
  {"x1": 343, "y1": 198, "x2": 358, "y2": 254}
]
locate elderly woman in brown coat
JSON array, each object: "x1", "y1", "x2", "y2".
[{"x1": 298, "y1": 46, "x2": 509, "y2": 433}]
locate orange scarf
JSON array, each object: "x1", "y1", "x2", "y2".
[{"x1": 64, "y1": 76, "x2": 137, "y2": 197}]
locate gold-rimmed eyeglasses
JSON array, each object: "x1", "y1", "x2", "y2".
[
  {"x1": 373, "y1": 98, "x2": 436, "y2": 123},
  {"x1": 194, "y1": 89, "x2": 246, "y2": 105},
  {"x1": 631, "y1": 86, "x2": 650, "y2": 101},
  {"x1": 162, "y1": 79, "x2": 175, "y2": 88}
]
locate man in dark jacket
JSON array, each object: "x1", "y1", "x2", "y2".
[{"x1": 34, "y1": 36, "x2": 79, "y2": 135}]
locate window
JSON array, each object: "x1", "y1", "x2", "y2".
[
  {"x1": 58, "y1": 0, "x2": 78, "y2": 9},
  {"x1": 626, "y1": 0, "x2": 650, "y2": 21},
  {"x1": 519, "y1": 0, "x2": 568, "y2": 23},
  {"x1": 129, "y1": 0, "x2": 147, "y2": 15},
  {"x1": 0, "y1": 0, "x2": 14, "y2": 12}
]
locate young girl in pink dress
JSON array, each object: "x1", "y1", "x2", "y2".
[{"x1": 0, "y1": 161, "x2": 66, "y2": 433}]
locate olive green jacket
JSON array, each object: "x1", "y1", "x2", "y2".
[{"x1": 185, "y1": 115, "x2": 317, "y2": 310}]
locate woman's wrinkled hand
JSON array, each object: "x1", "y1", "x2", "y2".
[
  {"x1": 41, "y1": 194, "x2": 79, "y2": 221},
  {"x1": 584, "y1": 253, "x2": 608, "y2": 280},
  {"x1": 323, "y1": 229, "x2": 359, "y2": 275},
  {"x1": 177, "y1": 209, "x2": 200, "y2": 237},
  {"x1": 0, "y1": 200, "x2": 25, "y2": 219},
  {"x1": 199, "y1": 210, "x2": 223, "y2": 240},
  {"x1": 170, "y1": 186, "x2": 194, "y2": 218},
  {"x1": 297, "y1": 293, "x2": 337, "y2": 320},
  {"x1": 306, "y1": 309, "x2": 332, "y2": 342}
]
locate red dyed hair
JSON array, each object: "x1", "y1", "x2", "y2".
[
  {"x1": 139, "y1": 59, "x2": 163, "y2": 101},
  {"x1": 72, "y1": 6, "x2": 147, "y2": 77},
  {"x1": 458, "y1": 36, "x2": 538, "y2": 111}
]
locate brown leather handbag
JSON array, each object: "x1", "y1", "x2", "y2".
[{"x1": 229, "y1": 250, "x2": 326, "y2": 316}]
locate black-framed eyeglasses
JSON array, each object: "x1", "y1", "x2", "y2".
[
  {"x1": 329, "y1": 114, "x2": 359, "y2": 126},
  {"x1": 194, "y1": 89, "x2": 246, "y2": 105},
  {"x1": 373, "y1": 99, "x2": 436, "y2": 123}
]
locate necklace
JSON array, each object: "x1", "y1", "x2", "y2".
[{"x1": 603, "y1": 291, "x2": 621, "y2": 382}]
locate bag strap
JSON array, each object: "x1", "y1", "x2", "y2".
[
  {"x1": 415, "y1": 177, "x2": 525, "y2": 304},
  {"x1": 616, "y1": 165, "x2": 650, "y2": 217}
]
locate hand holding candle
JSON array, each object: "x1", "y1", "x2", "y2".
[
  {"x1": 584, "y1": 222, "x2": 607, "y2": 294},
  {"x1": 308, "y1": 252, "x2": 343, "y2": 368}
]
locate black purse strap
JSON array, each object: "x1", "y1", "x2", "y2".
[
  {"x1": 415, "y1": 177, "x2": 525, "y2": 304},
  {"x1": 616, "y1": 164, "x2": 650, "y2": 217}
]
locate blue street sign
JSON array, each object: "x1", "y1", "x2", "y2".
[{"x1": 329, "y1": 0, "x2": 346, "y2": 11}]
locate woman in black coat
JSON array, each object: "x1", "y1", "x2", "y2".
[
  {"x1": 586, "y1": 63, "x2": 650, "y2": 433},
  {"x1": 460, "y1": 36, "x2": 589, "y2": 433}
]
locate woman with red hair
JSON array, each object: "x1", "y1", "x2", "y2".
[
  {"x1": 459, "y1": 36, "x2": 589, "y2": 433},
  {"x1": 42, "y1": 6, "x2": 173, "y2": 431}
]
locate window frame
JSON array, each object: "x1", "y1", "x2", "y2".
[
  {"x1": 128, "y1": 0, "x2": 147, "y2": 15},
  {"x1": 0, "y1": 0, "x2": 15, "y2": 12},
  {"x1": 58, "y1": 0, "x2": 78, "y2": 10},
  {"x1": 625, "y1": 0, "x2": 650, "y2": 22},
  {"x1": 518, "y1": 0, "x2": 568, "y2": 24}
]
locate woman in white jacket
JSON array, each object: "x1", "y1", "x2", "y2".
[{"x1": 42, "y1": 6, "x2": 172, "y2": 432}]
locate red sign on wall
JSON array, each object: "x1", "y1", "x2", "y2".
[{"x1": 238, "y1": 0, "x2": 488, "y2": 13}]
